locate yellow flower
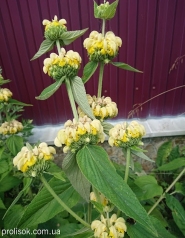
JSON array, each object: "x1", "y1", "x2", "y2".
[
  {"x1": 0, "y1": 88, "x2": 13, "y2": 102},
  {"x1": 84, "y1": 30, "x2": 122, "y2": 62},
  {"x1": 13, "y1": 143, "x2": 56, "y2": 176},
  {"x1": 78, "y1": 95, "x2": 118, "y2": 121},
  {"x1": 0, "y1": 120, "x2": 23, "y2": 135},
  {"x1": 43, "y1": 49, "x2": 81, "y2": 80},
  {"x1": 91, "y1": 214, "x2": 127, "y2": 238},
  {"x1": 54, "y1": 116, "x2": 105, "y2": 153},
  {"x1": 43, "y1": 15, "x2": 67, "y2": 40},
  {"x1": 109, "y1": 121, "x2": 145, "y2": 148}
]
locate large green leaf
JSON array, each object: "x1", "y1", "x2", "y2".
[
  {"x1": 94, "y1": 0, "x2": 119, "y2": 20},
  {"x1": 82, "y1": 61, "x2": 99, "y2": 84},
  {"x1": 4, "y1": 205, "x2": 25, "y2": 229},
  {"x1": 127, "y1": 216, "x2": 175, "y2": 238},
  {"x1": 8, "y1": 98, "x2": 32, "y2": 106},
  {"x1": 156, "y1": 157, "x2": 185, "y2": 171},
  {"x1": 61, "y1": 28, "x2": 88, "y2": 45},
  {"x1": 156, "y1": 141, "x2": 172, "y2": 167},
  {"x1": 111, "y1": 62, "x2": 143, "y2": 73},
  {"x1": 18, "y1": 178, "x2": 80, "y2": 228},
  {"x1": 71, "y1": 76, "x2": 95, "y2": 119},
  {"x1": 134, "y1": 175, "x2": 163, "y2": 200},
  {"x1": 0, "y1": 159, "x2": 9, "y2": 174},
  {"x1": 166, "y1": 194, "x2": 185, "y2": 236},
  {"x1": 76, "y1": 145, "x2": 157, "y2": 236},
  {"x1": 131, "y1": 147, "x2": 154, "y2": 163},
  {"x1": 62, "y1": 152, "x2": 91, "y2": 202},
  {"x1": 36, "y1": 77, "x2": 65, "y2": 100},
  {"x1": 6, "y1": 135, "x2": 24, "y2": 156},
  {"x1": 31, "y1": 39, "x2": 54, "y2": 60},
  {"x1": 3, "y1": 178, "x2": 32, "y2": 220},
  {"x1": 0, "y1": 174, "x2": 21, "y2": 192}
]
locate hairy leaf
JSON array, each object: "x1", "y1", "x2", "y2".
[
  {"x1": 18, "y1": 178, "x2": 80, "y2": 228},
  {"x1": 111, "y1": 62, "x2": 143, "y2": 73},
  {"x1": 62, "y1": 152, "x2": 90, "y2": 201},
  {"x1": 82, "y1": 61, "x2": 98, "y2": 83},
  {"x1": 77, "y1": 145, "x2": 157, "y2": 236},
  {"x1": 101, "y1": 121, "x2": 114, "y2": 135},
  {"x1": 134, "y1": 175, "x2": 163, "y2": 200},
  {"x1": 36, "y1": 77, "x2": 65, "y2": 100},
  {"x1": 166, "y1": 194, "x2": 185, "y2": 236},
  {"x1": 71, "y1": 76, "x2": 95, "y2": 119},
  {"x1": 156, "y1": 141, "x2": 173, "y2": 167},
  {"x1": 31, "y1": 39, "x2": 54, "y2": 60},
  {"x1": 6, "y1": 135, "x2": 24, "y2": 156},
  {"x1": 8, "y1": 98, "x2": 32, "y2": 106},
  {"x1": 156, "y1": 157, "x2": 185, "y2": 171},
  {"x1": 61, "y1": 28, "x2": 88, "y2": 45}
]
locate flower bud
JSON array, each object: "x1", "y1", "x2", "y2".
[
  {"x1": 43, "y1": 15, "x2": 67, "y2": 41},
  {"x1": 0, "y1": 120, "x2": 23, "y2": 135},
  {"x1": 0, "y1": 88, "x2": 12, "y2": 102}
]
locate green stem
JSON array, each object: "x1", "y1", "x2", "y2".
[
  {"x1": 102, "y1": 19, "x2": 106, "y2": 37},
  {"x1": 97, "y1": 62, "x2": 105, "y2": 98},
  {"x1": 87, "y1": 202, "x2": 92, "y2": 224},
  {"x1": 147, "y1": 167, "x2": 185, "y2": 215},
  {"x1": 56, "y1": 40, "x2": 61, "y2": 54},
  {"x1": 40, "y1": 175, "x2": 90, "y2": 228},
  {"x1": 65, "y1": 78, "x2": 78, "y2": 121},
  {"x1": 124, "y1": 148, "x2": 131, "y2": 183}
]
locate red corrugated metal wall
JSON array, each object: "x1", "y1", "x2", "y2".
[{"x1": 1, "y1": 0, "x2": 185, "y2": 125}]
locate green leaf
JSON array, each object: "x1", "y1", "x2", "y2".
[
  {"x1": 94, "y1": 0, "x2": 119, "y2": 20},
  {"x1": 134, "y1": 175, "x2": 163, "y2": 200},
  {"x1": 127, "y1": 216, "x2": 176, "y2": 238},
  {"x1": 0, "y1": 198, "x2": 6, "y2": 209},
  {"x1": 77, "y1": 145, "x2": 157, "y2": 236},
  {"x1": 0, "y1": 146, "x2": 5, "y2": 160},
  {"x1": 131, "y1": 149, "x2": 154, "y2": 163},
  {"x1": 31, "y1": 39, "x2": 54, "y2": 60},
  {"x1": 61, "y1": 28, "x2": 88, "y2": 45},
  {"x1": 71, "y1": 76, "x2": 95, "y2": 119},
  {"x1": 169, "y1": 145, "x2": 180, "y2": 161},
  {"x1": 150, "y1": 216, "x2": 176, "y2": 238},
  {"x1": 62, "y1": 152, "x2": 91, "y2": 201},
  {"x1": 18, "y1": 178, "x2": 80, "y2": 228},
  {"x1": 82, "y1": 61, "x2": 99, "y2": 83},
  {"x1": 0, "y1": 174, "x2": 21, "y2": 192},
  {"x1": 156, "y1": 157, "x2": 185, "y2": 171},
  {"x1": 4, "y1": 205, "x2": 25, "y2": 229},
  {"x1": 47, "y1": 162, "x2": 66, "y2": 181},
  {"x1": 3, "y1": 178, "x2": 32, "y2": 220},
  {"x1": 111, "y1": 62, "x2": 143, "y2": 73},
  {"x1": 0, "y1": 159, "x2": 9, "y2": 174},
  {"x1": 166, "y1": 194, "x2": 185, "y2": 236},
  {"x1": 156, "y1": 141, "x2": 173, "y2": 167},
  {"x1": 6, "y1": 135, "x2": 24, "y2": 156},
  {"x1": 8, "y1": 98, "x2": 32, "y2": 106},
  {"x1": 101, "y1": 121, "x2": 114, "y2": 135},
  {"x1": 174, "y1": 182, "x2": 185, "y2": 196},
  {"x1": 36, "y1": 76, "x2": 65, "y2": 100}
]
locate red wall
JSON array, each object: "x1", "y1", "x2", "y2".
[{"x1": 1, "y1": 0, "x2": 185, "y2": 125}]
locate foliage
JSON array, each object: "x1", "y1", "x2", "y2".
[{"x1": 1, "y1": 1, "x2": 185, "y2": 238}]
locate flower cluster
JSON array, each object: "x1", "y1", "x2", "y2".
[
  {"x1": 13, "y1": 142, "x2": 56, "y2": 177},
  {"x1": 54, "y1": 116, "x2": 105, "y2": 153},
  {"x1": 78, "y1": 95, "x2": 118, "y2": 121},
  {"x1": 0, "y1": 88, "x2": 12, "y2": 102},
  {"x1": 43, "y1": 15, "x2": 67, "y2": 41},
  {"x1": 0, "y1": 120, "x2": 23, "y2": 135},
  {"x1": 43, "y1": 48, "x2": 82, "y2": 80},
  {"x1": 109, "y1": 121, "x2": 146, "y2": 148},
  {"x1": 83, "y1": 31, "x2": 122, "y2": 62},
  {"x1": 90, "y1": 192, "x2": 114, "y2": 213},
  {"x1": 91, "y1": 214, "x2": 127, "y2": 238}
]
